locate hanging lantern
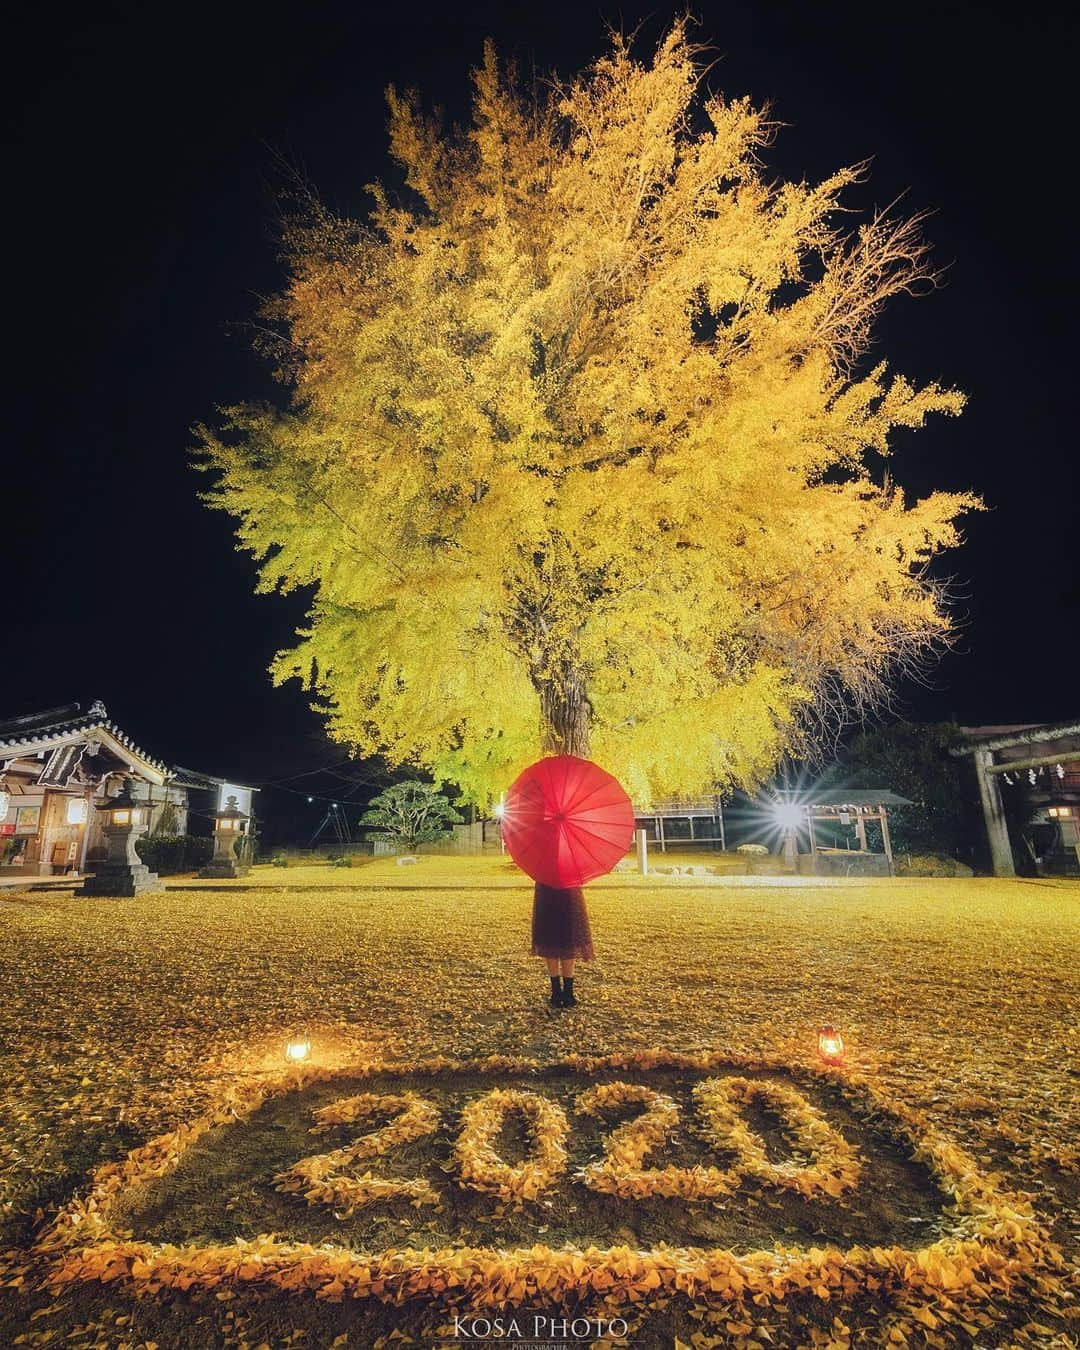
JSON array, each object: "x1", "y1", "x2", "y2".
[
  {"x1": 285, "y1": 1034, "x2": 312, "y2": 1063},
  {"x1": 818, "y1": 1024, "x2": 845, "y2": 1064},
  {"x1": 1056, "y1": 764, "x2": 1065, "y2": 780},
  {"x1": 67, "y1": 798, "x2": 89, "y2": 825},
  {"x1": 0, "y1": 787, "x2": 9, "y2": 821}
]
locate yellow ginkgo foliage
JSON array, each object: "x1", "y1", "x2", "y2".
[{"x1": 197, "y1": 22, "x2": 976, "y2": 806}]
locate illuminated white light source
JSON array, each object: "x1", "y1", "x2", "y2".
[
  {"x1": 818, "y1": 1024, "x2": 845, "y2": 1064},
  {"x1": 285, "y1": 1037, "x2": 312, "y2": 1063},
  {"x1": 772, "y1": 802, "x2": 803, "y2": 831},
  {"x1": 67, "y1": 798, "x2": 89, "y2": 825},
  {"x1": 0, "y1": 789, "x2": 9, "y2": 821}
]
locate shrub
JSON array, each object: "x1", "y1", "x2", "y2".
[
  {"x1": 328, "y1": 855, "x2": 352, "y2": 868},
  {"x1": 134, "y1": 835, "x2": 214, "y2": 876},
  {"x1": 271, "y1": 855, "x2": 289, "y2": 868},
  {"x1": 896, "y1": 853, "x2": 974, "y2": 878}
]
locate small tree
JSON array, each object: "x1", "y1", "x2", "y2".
[
  {"x1": 152, "y1": 800, "x2": 181, "y2": 837},
  {"x1": 360, "y1": 781, "x2": 463, "y2": 850}
]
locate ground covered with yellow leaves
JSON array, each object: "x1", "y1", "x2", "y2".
[{"x1": 0, "y1": 860, "x2": 1076, "y2": 1348}]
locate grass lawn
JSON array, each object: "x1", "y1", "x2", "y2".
[{"x1": 0, "y1": 863, "x2": 1075, "y2": 1348}]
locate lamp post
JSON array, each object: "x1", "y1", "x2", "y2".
[
  {"x1": 200, "y1": 795, "x2": 251, "y2": 878},
  {"x1": 494, "y1": 793, "x2": 506, "y2": 853},
  {"x1": 83, "y1": 777, "x2": 163, "y2": 897},
  {"x1": 773, "y1": 799, "x2": 803, "y2": 873}
]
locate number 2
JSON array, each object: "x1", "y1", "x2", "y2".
[{"x1": 274, "y1": 1091, "x2": 441, "y2": 1214}]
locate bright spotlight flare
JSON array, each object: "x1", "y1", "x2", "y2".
[
  {"x1": 764, "y1": 792, "x2": 809, "y2": 871},
  {"x1": 772, "y1": 799, "x2": 805, "y2": 832}
]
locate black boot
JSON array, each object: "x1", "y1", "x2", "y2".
[
  {"x1": 549, "y1": 975, "x2": 563, "y2": 1007},
  {"x1": 560, "y1": 977, "x2": 577, "y2": 1007}
]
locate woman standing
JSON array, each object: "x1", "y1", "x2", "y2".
[{"x1": 531, "y1": 882, "x2": 594, "y2": 1007}]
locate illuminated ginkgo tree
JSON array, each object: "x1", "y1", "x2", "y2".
[{"x1": 198, "y1": 22, "x2": 976, "y2": 806}]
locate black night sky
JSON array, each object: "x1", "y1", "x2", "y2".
[{"x1": 4, "y1": 2, "x2": 1077, "y2": 825}]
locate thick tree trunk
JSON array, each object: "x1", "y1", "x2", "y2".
[{"x1": 536, "y1": 665, "x2": 591, "y2": 759}]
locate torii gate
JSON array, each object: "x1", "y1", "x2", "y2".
[{"x1": 951, "y1": 721, "x2": 1080, "y2": 876}]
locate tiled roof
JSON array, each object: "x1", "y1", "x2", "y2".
[
  {"x1": 955, "y1": 720, "x2": 1080, "y2": 754},
  {"x1": 958, "y1": 724, "x2": 1048, "y2": 738},
  {"x1": 0, "y1": 701, "x2": 170, "y2": 777},
  {"x1": 171, "y1": 764, "x2": 258, "y2": 793},
  {"x1": 801, "y1": 789, "x2": 915, "y2": 808},
  {"x1": 0, "y1": 702, "x2": 86, "y2": 738}
]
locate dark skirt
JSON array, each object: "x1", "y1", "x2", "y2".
[{"x1": 531, "y1": 883, "x2": 595, "y2": 961}]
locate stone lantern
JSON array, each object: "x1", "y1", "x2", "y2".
[
  {"x1": 83, "y1": 778, "x2": 162, "y2": 897},
  {"x1": 200, "y1": 795, "x2": 250, "y2": 878}
]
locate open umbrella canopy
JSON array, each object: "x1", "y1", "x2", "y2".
[{"x1": 501, "y1": 755, "x2": 636, "y2": 888}]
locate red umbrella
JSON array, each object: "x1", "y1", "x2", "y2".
[{"x1": 501, "y1": 755, "x2": 636, "y2": 888}]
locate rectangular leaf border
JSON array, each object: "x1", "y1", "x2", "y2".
[{"x1": 33, "y1": 1048, "x2": 1053, "y2": 1310}]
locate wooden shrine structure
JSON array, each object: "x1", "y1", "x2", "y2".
[
  {"x1": 781, "y1": 789, "x2": 914, "y2": 877},
  {"x1": 632, "y1": 796, "x2": 727, "y2": 853}
]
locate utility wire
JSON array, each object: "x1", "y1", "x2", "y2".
[
  {"x1": 260, "y1": 782, "x2": 374, "y2": 807},
  {"x1": 258, "y1": 758, "x2": 356, "y2": 786}
]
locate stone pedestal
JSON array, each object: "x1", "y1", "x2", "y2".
[
  {"x1": 782, "y1": 828, "x2": 799, "y2": 873},
  {"x1": 83, "y1": 858, "x2": 162, "y2": 896},
  {"x1": 199, "y1": 831, "x2": 245, "y2": 878},
  {"x1": 83, "y1": 820, "x2": 162, "y2": 897}
]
